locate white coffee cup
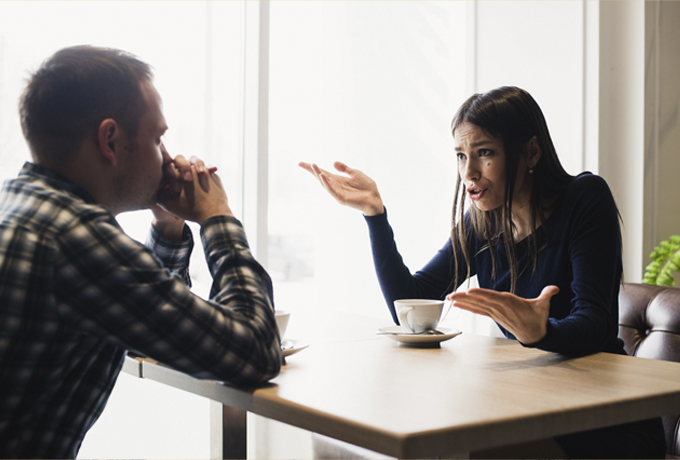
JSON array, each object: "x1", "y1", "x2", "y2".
[
  {"x1": 275, "y1": 310, "x2": 291, "y2": 339},
  {"x1": 394, "y1": 299, "x2": 445, "y2": 333}
]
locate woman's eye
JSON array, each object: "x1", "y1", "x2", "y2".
[
  {"x1": 478, "y1": 149, "x2": 493, "y2": 157},
  {"x1": 456, "y1": 152, "x2": 466, "y2": 161}
]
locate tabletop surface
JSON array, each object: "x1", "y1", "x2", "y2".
[{"x1": 136, "y1": 310, "x2": 680, "y2": 458}]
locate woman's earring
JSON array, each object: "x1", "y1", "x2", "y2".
[{"x1": 528, "y1": 165, "x2": 534, "y2": 174}]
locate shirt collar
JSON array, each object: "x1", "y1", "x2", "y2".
[{"x1": 19, "y1": 162, "x2": 98, "y2": 205}]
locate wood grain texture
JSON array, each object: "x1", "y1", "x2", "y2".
[{"x1": 132, "y1": 312, "x2": 680, "y2": 458}]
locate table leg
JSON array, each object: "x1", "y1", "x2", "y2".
[{"x1": 210, "y1": 400, "x2": 247, "y2": 459}]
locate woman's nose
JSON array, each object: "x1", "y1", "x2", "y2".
[{"x1": 464, "y1": 159, "x2": 480, "y2": 182}]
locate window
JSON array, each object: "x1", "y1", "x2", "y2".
[
  {"x1": 257, "y1": 3, "x2": 468, "y2": 456},
  {"x1": 268, "y1": 1, "x2": 467, "y2": 322}
]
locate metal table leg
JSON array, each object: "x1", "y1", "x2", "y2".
[{"x1": 211, "y1": 400, "x2": 247, "y2": 459}]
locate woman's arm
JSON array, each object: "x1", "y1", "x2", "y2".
[
  {"x1": 366, "y1": 211, "x2": 459, "y2": 324},
  {"x1": 300, "y1": 161, "x2": 466, "y2": 324}
]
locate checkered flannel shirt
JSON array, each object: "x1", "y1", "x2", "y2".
[{"x1": 0, "y1": 162, "x2": 281, "y2": 458}]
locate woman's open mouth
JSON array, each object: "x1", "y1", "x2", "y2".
[{"x1": 467, "y1": 188, "x2": 486, "y2": 201}]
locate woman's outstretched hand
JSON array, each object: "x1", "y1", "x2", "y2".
[
  {"x1": 299, "y1": 161, "x2": 385, "y2": 216},
  {"x1": 446, "y1": 285, "x2": 559, "y2": 345}
]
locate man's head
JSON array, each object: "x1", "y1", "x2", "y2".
[
  {"x1": 19, "y1": 45, "x2": 153, "y2": 166},
  {"x1": 19, "y1": 46, "x2": 174, "y2": 214}
]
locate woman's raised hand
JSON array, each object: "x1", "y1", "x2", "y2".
[
  {"x1": 299, "y1": 161, "x2": 385, "y2": 216},
  {"x1": 446, "y1": 285, "x2": 559, "y2": 345}
]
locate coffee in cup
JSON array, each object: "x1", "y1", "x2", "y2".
[{"x1": 394, "y1": 299, "x2": 444, "y2": 333}]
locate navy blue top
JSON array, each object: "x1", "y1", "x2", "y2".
[{"x1": 366, "y1": 172, "x2": 625, "y2": 356}]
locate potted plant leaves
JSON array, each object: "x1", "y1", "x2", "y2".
[{"x1": 643, "y1": 235, "x2": 680, "y2": 287}]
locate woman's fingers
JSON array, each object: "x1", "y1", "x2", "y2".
[
  {"x1": 300, "y1": 161, "x2": 384, "y2": 215},
  {"x1": 299, "y1": 162, "x2": 313, "y2": 174},
  {"x1": 448, "y1": 292, "x2": 498, "y2": 317},
  {"x1": 312, "y1": 163, "x2": 336, "y2": 180},
  {"x1": 300, "y1": 162, "x2": 325, "y2": 180},
  {"x1": 334, "y1": 161, "x2": 352, "y2": 174},
  {"x1": 538, "y1": 285, "x2": 560, "y2": 301},
  {"x1": 448, "y1": 286, "x2": 555, "y2": 344},
  {"x1": 300, "y1": 162, "x2": 341, "y2": 194}
]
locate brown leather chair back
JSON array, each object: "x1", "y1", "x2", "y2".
[{"x1": 619, "y1": 282, "x2": 680, "y2": 457}]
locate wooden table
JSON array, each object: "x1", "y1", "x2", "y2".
[{"x1": 122, "y1": 310, "x2": 680, "y2": 459}]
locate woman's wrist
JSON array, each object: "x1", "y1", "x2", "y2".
[
  {"x1": 363, "y1": 196, "x2": 385, "y2": 217},
  {"x1": 363, "y1": 205, "x2": 384, "y2": 217}
]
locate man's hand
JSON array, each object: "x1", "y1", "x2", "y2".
[{"x1": 158, "y1": 154, "x2": 233, "y2": 224}]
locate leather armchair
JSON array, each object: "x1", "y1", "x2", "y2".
[{"x1": 618, "y1": 282, "x2": 680, "y2": 458}]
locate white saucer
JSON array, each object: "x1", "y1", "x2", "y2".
[
  {"x1": 281, "y1": 339, "x2": 309, "y2": 358},
  {"x1": 377, "y1": 326, "x2": 462, "y2": 345}
]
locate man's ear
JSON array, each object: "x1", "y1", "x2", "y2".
[
  {"x1": 526, "y1": 135, "x2": 542, "y2": 168},
  {"x1": 97, "y1": 119, "x2": 123, "y2": 167}
]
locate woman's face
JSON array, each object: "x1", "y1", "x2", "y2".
[{"x1": 454, "y1": 122, "x2": 509, "y2": 211}]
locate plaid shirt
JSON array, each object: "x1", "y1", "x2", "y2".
[{"x1": 0, "y1": 162, "x2": 281, "y2": 458}]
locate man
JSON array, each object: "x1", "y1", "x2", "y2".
[{"x1": 0, "y1": 45, "x2": 281, "y2": 458}]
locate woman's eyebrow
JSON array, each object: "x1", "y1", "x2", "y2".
[{"x1": 455, "y1": 140, "x2": 494, "y2": 151}]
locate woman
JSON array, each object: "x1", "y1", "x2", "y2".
[{"x1": 300, "y1": 86, "x2": 665, "y2": 459}]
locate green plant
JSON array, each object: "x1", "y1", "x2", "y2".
[{"x1": 643, "y1": 235, "x2": 680, "y2": 286}]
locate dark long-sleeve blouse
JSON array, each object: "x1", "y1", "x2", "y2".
[{"x1": 366, "y1": 172, "x2": 625, "y2": 356}]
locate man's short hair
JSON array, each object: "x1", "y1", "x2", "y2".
[{"x1": 19, "y1": 45, "x2": 153, "y2": 164}]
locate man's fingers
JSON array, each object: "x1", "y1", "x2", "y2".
[
  {"x1": 171, "y1": 155, "x2": 193, "y2": 181},
  {"x1": 189, "y1": 155, "x2": 209, "y2": 174},
  {"x1": 210, "y1": 172, "x2": 224, "y2": 189},
  {"x1": 197, "y1": 168, "x2": 211, "y2": 192}
]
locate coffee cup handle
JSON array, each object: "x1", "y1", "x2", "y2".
[{"x1": 398, "y1": 305, "x2": 415, "y2": 332}]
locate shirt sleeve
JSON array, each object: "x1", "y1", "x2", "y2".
[
  {"x1": 145, "y1": 223, "x2": 193, "y2": 286},
  {"x1": 55, "y1": 213, "x2": 281, "y2": 385},
  {"x1": 365, "y1": 208, "x2": 460, "y2": 324},
  {"x1": 525, "y1": 175, "x2": 623, "y2": 355}
]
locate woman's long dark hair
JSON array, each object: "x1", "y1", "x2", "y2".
[{"x1": 450, "y1": 86, "x2": 573, "y2": 293}]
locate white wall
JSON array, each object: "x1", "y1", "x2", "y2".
[
  {"x1": 472, "y1": 1, "x2": 587, "y2": 177},
  {"x1": 644, "y1": 1, "x2": 680, "y2": 277},
  {"x1": 598, "y1": 1, "x2": 646, "y2": 282},
  {"x1": 472, "y1": 0, "x2": 680, "y2": 283}
]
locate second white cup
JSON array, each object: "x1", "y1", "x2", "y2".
[{"x1": 275, "y1": 310, "x2": 290, "y2": 339}]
